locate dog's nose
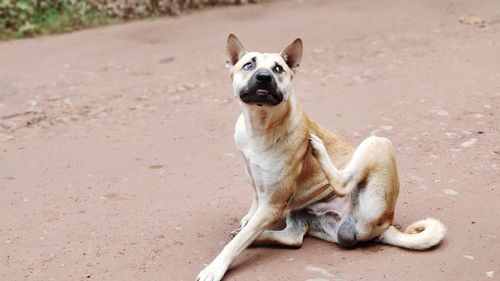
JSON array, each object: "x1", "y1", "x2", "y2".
[{"x1": 255, "y1": 71, "x2": 273, "y2": 83}]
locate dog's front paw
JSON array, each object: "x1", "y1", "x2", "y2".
[
  {"x1": 309, "y1": 134, "x2": 328, "y2": 159},
  {"x1": 197, "y1": 261, "x2": 228, "y2": 281}
]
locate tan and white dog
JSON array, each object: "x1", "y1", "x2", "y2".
[{"x1": 197, "y1": 34, "x2": 446, "y2": 281}]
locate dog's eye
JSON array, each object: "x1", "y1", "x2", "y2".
[
  {"x1": 274, "y1": 65, "x2": 284, "y2": 74},
  {"x1": 242, "y1": 62, "x2": 254, "y2": 70}
]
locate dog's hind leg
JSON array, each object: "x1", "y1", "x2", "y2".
[
  {"x1": 309, "y1": 134, "x2": 375, "y2": 197},
  {"x1": 253, "y1": 211, "x2": 308, "y2": 247},
  {"x1": 309, "y1": 134, "x2": 356, "y2": 196}
]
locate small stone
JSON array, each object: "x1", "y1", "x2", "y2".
[
  {"x1": 486, "y1": 271, "x2": 494, "y2": 278},
  {"x1": 463, "y1": 255, "x2": 474, "y2": 260},
  {"x1": 460, "y1": 138, "x2": 477, "y2": 148},
  {"x1": 442, "y1": 189, "x2": 458, "y2": 196}
]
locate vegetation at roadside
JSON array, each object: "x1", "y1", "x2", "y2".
[{"x1": 0, "y1": 0, "x2": 258, "y2": 40}]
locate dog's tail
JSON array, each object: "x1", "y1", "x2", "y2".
[{"x1": 378, "y1": 218, "x2": 446, "y2": 250}]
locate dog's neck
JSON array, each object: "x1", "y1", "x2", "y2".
[{"x1": 240, "y1": 91, "x2": 302, "y2": 140}]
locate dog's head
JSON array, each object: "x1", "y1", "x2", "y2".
[{"x1": 226, "y1": 34, "x2": 302, "y2": 107}]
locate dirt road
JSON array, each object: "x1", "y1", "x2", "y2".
[{"x1": 1, "y1": 0, "x2": 499, "y2": 280}]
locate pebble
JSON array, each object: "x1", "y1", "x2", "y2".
[
  {"x1": 463, "y1": 255, "x2": 474, "y2": 260},
  {"x1": 460, "y1": 138, "x2": 477, "y2": 148},
  {"x1": 442, "y1": 189, "x2": 458, "y2": 196},
  {"x1": 486, "y1": 271, "x2": 494, "y2": 278}
]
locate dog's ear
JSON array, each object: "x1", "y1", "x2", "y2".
[
  {"x1": 280, "y1": 38, "x2": 303, "y2": 71},
  {"x1": 226, "y1": 33, "x2": 246, "y2": 68}
]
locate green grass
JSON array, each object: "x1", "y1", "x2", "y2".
[
  {"x1": 0, "y1": 0, "x2": 255, "y2": 41},
  {"x1": 1, "y1": 1, "x2": 127, "y2": 40}
]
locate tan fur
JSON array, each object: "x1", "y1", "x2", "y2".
[{"x1": 197, "y1": 34, "x2": 446, "y2": 281}]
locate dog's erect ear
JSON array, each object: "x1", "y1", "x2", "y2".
[
  {"x1": 226, "y1": 33, "x2": 246, "y2": 67},
  {"x1": 280, "y1": 38, "x2": 303, "y2": 71}
]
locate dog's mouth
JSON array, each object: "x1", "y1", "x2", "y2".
[{"x1": 239, "y1": 88, "x2": 283, "y2": 106}]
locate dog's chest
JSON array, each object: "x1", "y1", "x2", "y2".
[
  {"x1": 240, "y1": 145, "x2": 287, "y2": 189},
  {"x1": 235, "y1": 125, "x2": 288, "y2": 189}
]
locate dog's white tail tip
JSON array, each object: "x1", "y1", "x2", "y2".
[{"x1": 379, "y1": 218, "x2": 446, "y2": 250}]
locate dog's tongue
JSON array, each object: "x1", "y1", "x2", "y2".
[{"x1": 255, "y1": 89, "x2": 269, "y2": 96}]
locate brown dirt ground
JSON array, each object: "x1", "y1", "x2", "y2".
[{"x1": 1, "y1": 0, "x2": 500, "y2": 280}]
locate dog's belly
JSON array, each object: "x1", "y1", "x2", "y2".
[{"x1": 304, "y1": 193, "x2": 352, "y2": 219}]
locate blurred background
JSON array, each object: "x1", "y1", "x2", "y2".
[
  {"x1": 0, "y1": 0, "x2": 258, "y2": 39},
  {"x1": 1, "y1": 0, "x2": 499, "y2": 281}
]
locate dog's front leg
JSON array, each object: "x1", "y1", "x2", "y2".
[
  {"x1": 230, "y1": 191, "x2": 258, "y2": 237},
  {"x1": 197, "y1": 202, "x2": 285, "y2": 281}
]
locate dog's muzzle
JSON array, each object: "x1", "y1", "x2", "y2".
[{"x1": 239, "y1": 70, "x2": 283, "y2": 106}]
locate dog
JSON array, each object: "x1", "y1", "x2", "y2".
[{"x1": 197, "y1": 34, "x2": 446, "y2": 281}]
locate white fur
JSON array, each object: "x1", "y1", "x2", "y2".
[{"x1": 379, "y1": 218, "x2": 447, "y2": 250}]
